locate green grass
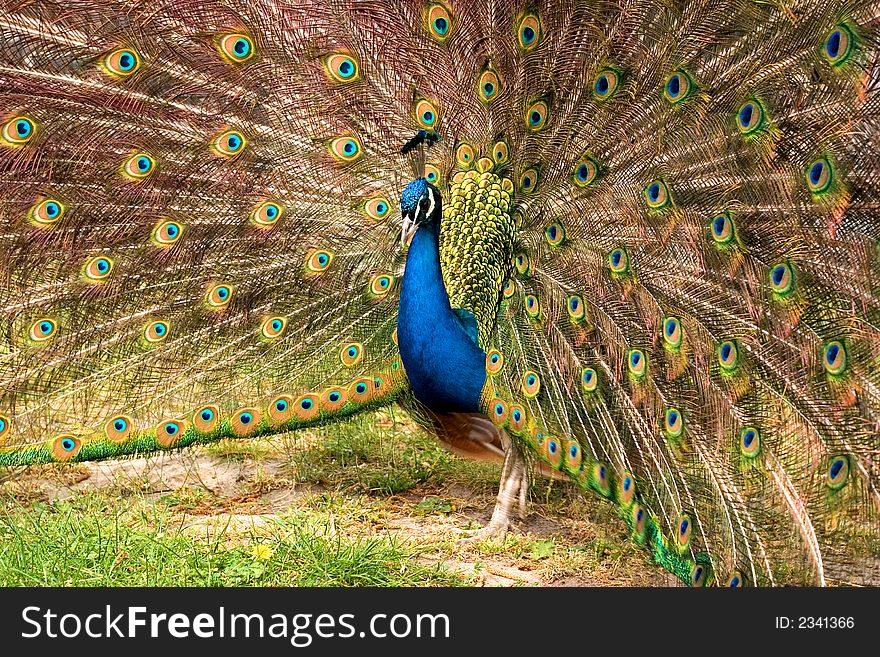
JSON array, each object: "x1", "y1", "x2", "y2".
[{"x1": 0, "y1": 493, "x2": 466, "y2": 586}]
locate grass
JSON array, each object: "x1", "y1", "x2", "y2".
[{"x1": 0, "y1": 406, "x2": 669, "y2": 587}]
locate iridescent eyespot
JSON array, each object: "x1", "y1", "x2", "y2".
[
  {"x1": 219, "y1": 34, "x2": 254, "y2": 63},
  {"x1": 251, "y1": 201, "x2": 283, "y2": 228},
  {"x1": 563, "y1": 439, "x2": 581, "y2": 473},
  {"x1": 427, "y1": 4, "x2": 453, "y2": 41},
  {"x1": 144, "y1": 320, "x2": 169, "y2": 343},
  {"x1": 212, "y1": 129, "x2": 246, "y2": 157},
  {"x1": 84, "y1": 256, "x2": 114, "y2": 282},
  {"x1": 644, "y1": 179, "x2": 670, "y2": 209},
  {"x1": 329, "y1": 136, "x2": 362, "y2": 162},
  {"x1": 232, "y1": 407, "x2": 260, "y2": 436},
  {"x1": 521, "y1": 370, "x2": 541, "y2": 398},
  {"x1": 710, "y1": 212, "x2": 735, "y2": 245},
  {"x1": 306, "y1": 249, "x2": 333, "y2": 273},
  {"x1": 193, "y1": 405, "x2": 220, "y2": 433},
  {"x1": 545, "y1": 221, "x2": 565, "y2": 247},
  {"x1": 261, "y1": 316, "x2": 287, "y2": 339},
  {"x1": 727, "y1": 571, "x2": 746, "y2": 588},
  {"x1": 29, "y1": 318, "x2": 57, "y2": 342},
  {"x1": 320, "y1": 386, "x2": 347, "y2": 412},
  {"x1": 524, "y1": 294, "x2": 540, "y2": 319},
  {"x1": 486, "y1": 349, "x2": 504, "y2": 374},
  {"x1": 769, "y1": 260, "x2": 794, "y2": 296},
  {"x1": 675, "y1": 514, "x2": 692, "y2": 549},
  {"x1": 509, "y1": 404, "x2": 527, "y2": 433},
  {"x1": 105, "y1": 415, "x2": 133, "y2": 443},
  {"x1": 424, "y1": 164, "x2": 440, "y2": 184},
  {"x1": 517, "y1": 13, "x2": 541, "y2": 50},
  {"x1": 293, "y1": 394, "x2": 320, "y2": 420},
  {"x1": 827, "y1": 455, "x2": 849, "y2": 489},
  {"x1": 514, "y1": 252, "x2": 531, "y2": 276},
  {"x1": 663, "y1": 71, "x2": 693, "y2": 104},
  {"x1": 123, "y1": 153, "x2": 155, "y2": 179},
  {"x1": 823, "y1": 25, "x2": 853, "y2": 66},
  {"x1": 268, "y1": 395, "x2": 293, "y2": 424},
  {"x1": 717, "y1": 340, "x2": 740, "y2": 372},
  {"x1": 364, "y1": 197, "x2": 390, "y2": 222},
  {"x1": 573, "y1": 158, "x2": 599, "y2": 187},
  {"x1": 340, "y1": 342, "x2": 364, "y2": 367},
  {"x1": 52, "y1": 434, "x2": 82, "y2": 461},
  {"x1": 2, "y1": 115, "x2": 35, "y2": 145},
  {"x1": 349, "y1": 377, "x2": 373, "y2": 404},
  {"x1": 627, "y1": 348, "x2": 647, "y2": 380},
  {"x1": 632, "y1": 504, "x2": 647, "y2": 540},
  {"x1": 806, "y1": 157, "x2": 833, "y2": 194},
  {"x1": 0, "y1": 415, "x2": 10, "y2": 445},
  {"x1": 593, "y1": 69, "x2": 620, "y2": 99},
  {"x1": 153, "y1": 219, "x2": 183, "y2": 246},
  {"x1": 664, "y1": 407, "x2": 684, "y2": 439},
  {"x1": 519, "y1": 168, "x2": 538, "y2": 193},
  {"x1": 156, "y1": 420, "x2": 186, "y2": 448},
  {"x1": 593, "y1": 462, "x2": 611, "y2": 496},
  {"x1": 369, "y1": 273, "x2": 395, "y2": 297},
  {"x1": 663, "y1": 316, "x2": 682, "y2": 349},
  {"x1": 737, "y1": 99, "x2": 765, "y2": 135},
  {"x1": 608, "y1": 247, "x2": 629, "y2": 275},
  {"x1": 29, "y1": 198, "x2": 65, "y2": 226},
  {"x1": 525, "y1": 100, "x2": 549, "y2": 131},
  {"x1": 103, "y1": 48, "x2": 141, "y2": 77},
  {"x1": 740, "y1": 427, "x2": 760, "y2": 458},
  {"x1": 690, "y1": 562, "x2": 710, "y2": 588},
  {"x1": 581, "y1": 367, "x2": 598, "y2": 392},
  {"x1": 206, "y1": 284, "x2": 233, "y2": 308},
  {"x1": 567, "y1": 294, "x2": 585, "y2": 321},
  {"x1": 456, "y1": 142, "x2": 475, "y2": 168},
  {"x1": 503, "y1": 279, "x2": 516, "y2": 299},
  {"x1": 324, "y1": 53, "x2": 359, "y2": 83},
  {"x1": 478, "y1": 69, "x2": 501, "y2": 103},
  {"x1": 619, "y1": 472, "x2": 636, "y2": 506},
  {"x1": 489, "y1": 398, "x2": 508, "y2": 427},
  {"x1": 492, "y1": 141, "x2": 509, "y2": 165},
  {"x1": 822, "y1": 340, "x2": 847, "y2": 376},
  {"x1": 415, "y1": 99, "x2": 439, "y2": 129}
]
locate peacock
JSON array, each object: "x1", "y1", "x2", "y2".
[{"x1": 1, "y1": 0, "x2": 879, "y2": 588}]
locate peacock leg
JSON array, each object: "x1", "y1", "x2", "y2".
[{"x1": 459, "y1": 440, "x2": 528, "y2": 542}]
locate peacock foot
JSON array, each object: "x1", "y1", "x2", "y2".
[{"x1": 458, "y1": 441, "x2": 528, "y2": 544}]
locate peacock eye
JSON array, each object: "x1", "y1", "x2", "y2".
[
  {"x1": 414, "y1": 99, "x2": 439, "y2": 129},
  {"x1": 219, "y1": 34, "x2": 254, "y2": 63},
  {"x1": 206, "y1": 283, "x2": 233, "y2": 308},
  {"x1": 212, "y1": 129, "x2": 246, "y2": 157},
  {"x1": 329, "y1": 135, "x2": 362, "y2": 162},
  {"x1": 823, "y1": 25, "x2": 853, "y2": 66},
  {"x1": 29, "y1": 198, "x2": 65, "y2": 227},
  {"x1": 737, "y1": 99, "x2": 765, "y2": 135},
  {"x1": 2, "y1": 115, "x2": 36, "y2": 145},
  {"x1": 427, "y1": 4, "x2": 453, "y2": 41},
  {"x1": 517, "y1": 13, "x2": 541, "y2": 50},
  {"x1": 324, "y1": 53, "x2": 360, "y2": 82},
  {"x1": 122, "y1": 152, "x2": 155, "y2": 179},
  {"x1": 593, "y1": 69, "x2": 620, "y2": 99},
  {"x1": 806, "y1": 157, "x2": 833, "y2": 194},
  {"x1": 103, "y1": 48, "x2": 141, "y2": 77}
]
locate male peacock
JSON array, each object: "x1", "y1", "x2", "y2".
[{"x1": 1, "y1": 0, "x2": 879, "y2": 587}]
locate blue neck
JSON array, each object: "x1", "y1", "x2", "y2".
[{"x1": 397, "y1": 223, "x2": 486, "y2": 413}]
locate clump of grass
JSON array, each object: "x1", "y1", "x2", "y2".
[{"x1": 0, "y1": 492, "x2": 469, "y2": 587}]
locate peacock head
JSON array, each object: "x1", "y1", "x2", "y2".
[{"x1": 400, "y1": 178, "x2": 441, "y2": 245}]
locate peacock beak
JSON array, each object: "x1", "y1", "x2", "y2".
[{"x1": 401, "y1": 212, "x2": 418, "y2": 246}]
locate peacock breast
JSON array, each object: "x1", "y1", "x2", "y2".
[{"x1": 439, "y1": 165, "x2": 516, "y2": 348}]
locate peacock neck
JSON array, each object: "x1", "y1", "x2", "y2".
[{"x1": 397, "y1": 222, "x2": 487, "y2": 414}]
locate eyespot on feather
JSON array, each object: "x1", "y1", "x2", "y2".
[
  {"x1": 823, "y1": 25, "x2": 854, "y2": 66},
  {"x1": 424, "y1": 164, "x2": 440, "y2": 184},
  {"x1": 644, "y1": 179, "x2": 670, "y2": 209},
  {"x1": 827, "y1": 455, "x2": 849, "y2": 489},
  {"x1": 320, "y1": 387, "x2": 347, "y2": 412},
  {"x1": 662, "y1": 316, "x2": 682, "y2": 349},
  {"x1": 83, "y1": 256, "x2": 114, "y2": 283},
  {"x1": 293, "y1": 394, "x2": 320, "y2": 421},
  {"x1": 261, "y1": 316, "x2": 287, "y2": 339},
  {"x1": 348, "y1": 377, "x2": 373, "y2": 404},
  {"x1": 710, "y1": 212, "x2": 735, "y2": 245},
  {"x1": 156, "y1": 420, "x2": 187, "y2": 448},
  {"x1": 517, "y1": 13, "x2": 541, "y2": 50},
  {"x1": 736, "y1": 99, "x2": 765, "y2": 135},
  {"x1": 627, "y1": 349, "x2": 647, "y2": 380},
  {"x1": 619, "y1": 472, "x2": 636, "y2": 506},
  {"x1": 768, "y1": 261, "x2": 794, "y2": 296},
  {"x1": 52, "y1": 434, "x2": 82, "y2": 461},
  {"x1": 144, "y1": 320, "x2": 169, "y2": 343},
  {"x1": 486, "y1": 349, "x2": 504, "y2": 374},
  {"x1": 806, "y1": 157, "x2": 833, "y2": 194},
  {"x1": 580, "y1": 367, "x2": 598, "y2": 392},
  {"x1": 122, "y1": 153, "x2": 155, "y2": 179},
  {"x1": 524, "y1": 294, "x2": 540, "y2": 319},
  {"x1": 427, "y1": 4, "x2": 453, "y2": 41},
  {"x1": 251, "y1": 201, "x2": 283, "y2": 228},
  {"x1": 0, "y1": 415, "x2": 10, "y2": 445},
  {"x1": 593, "y1": 69, "x2": 620, "y2": 99},
  {"x1": 193, "y1": 405, "x2": 220, "y2": 433},
  {"x1": 219, "y1": 34, "x2": 254, "y2": 63},
  {"x1": 545, "y1": 221, "x2": 565, "y2": 247},
  {"x1": 521, "y1": 370, "x2": 541, "y2": 398},
  {"x1": 305, "y1": 249, "x2": 333, "y2": 273},
  {"x1": 519, "y1": 168, "x2": 538, "y2": 193},
  {"x1": 364, "y1": 197, "x2": 391, "y2": 222},
  {"x1": 329, "y1": 136, "x2": 362, "y2": 162},
  {"x1": 268, "y1": 396, "x2": 293, "y2": 425},
  {"x1": 566, "y1": 294, "x2": 585, "y2": 321},
  {"x1": 492, "y1": 141, "x2": 509, "y2": 165},
  {"x1": 675, "y1": 513, "x2": 693, "y2": 550},
  {"x1": 478, "y1": 69, "x2": 502, "y2": 103},
  {"x1": 2, "y1": 115, "x2": 36, "y2": 145},
  {"x1": 206, "y1": 284, "x2": 233, "y2": 309},
  {"x1": 608, "y1": 247, "x2": 630, "y2": 275},
  {"x1": 104, "y1": 415, "x2": 134, "y2": 443},
  {"x1": 324, "y1": 53, "x2": 359, "y2": 82},
  {"x1": 664, "y1": 407, "x2": 684, "y2": 439},
  {"x1": 717, "y1": 340, "x2": 740, "y2": 373},
  {"x1": 414, "y1": 99, "x2": 439, "y2": 129},
  {"x1": 823, "y1": 340, "x2": 847, "y2": 376},
  {"x1": 489, "y1": 398, "x2": 508, "y2": 427},
  {"x1": 103, "y1": 48, "x2": 141, "y2": 77},
  {"x1": 29, "y1": 198, "x2": 65, "y2": 227},
  {"x1": 231, "y1": 407, "x2": 260, "y2": 436},
  {"x1": 153, "y1": 219, "x2": 184, "y2": 246},
  {"x1": 212, "y1": 129, "x2": 246, "y2": 158},
  {"x1": 29, "y1": 318, "x2": 57, "y2": 343},
  {"x1": 369, "y1": 273, "x2": 395, "y2": 297},
  {"x1": 740, "y1": 427, "x2": 760, "y2": 458},
  {"x1": 525, "y1": 100, "x2": 549, "y2": 131},
  {"x1": 663, "y1": 70, "x2": 693, "y2": 104},
  {"x1": 456, "y1": 142, "x2": 475, "y2": 168},
  {"x1": 573, "y1": 158, "x2": 599, "y2": 187},
  {"x1": 340, "y1": 342, "x2": 364, "y2": 367},
  {"x1": 508, "y1": 404, "x2": 527, "y2": 433}
]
